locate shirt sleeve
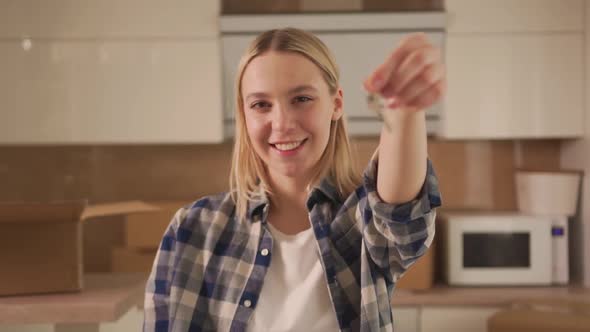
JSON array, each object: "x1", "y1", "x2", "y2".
[
  {"x1": 143, "y1": 208, "x2": 184, "y2": 332},
  {"x1": 357, "y1": 153, "x2": 441, "y2": 284}
]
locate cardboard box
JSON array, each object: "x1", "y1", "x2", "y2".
[
  {"x1": 124, "y1": 201, "x2": 188, "y2": 249},
  {"x1": 488, "y1": 300, "x2": 590, "y2": 332},
  {"x1": 111, "y1": 246, "x2": 157, "y2": 273},
  {"x1": 396, "y1": 238, "x2": 435, "y2": 290},
  {"x1": 0, "y1": 200, "x2": 157, "y2": 296}
]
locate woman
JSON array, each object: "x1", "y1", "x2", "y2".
[{"x1": 144, "y1": 28, "x2": 443, "y2": 332}]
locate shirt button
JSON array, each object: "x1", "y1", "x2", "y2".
[
  {"x1": 261, "y1": 248, "x2": 269, "y2": 256},
  {"x1": 244, "y1": 299, "x2": 252, "y2": 308}
]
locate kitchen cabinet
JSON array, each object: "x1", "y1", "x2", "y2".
[
  {"x1": 0, "y1": 0, "x2": 219, "y2": 38},
  {"x1": 0, "y1": 0, "x2": 224, "y2": 144},
  {"x1": 442, "y1": 33, "x2": 584, "y2": 139},
  {"x1": 420, "y1": 306, "x2": 502, "y2": 332},
  {"x1": 393, "y1": 306, "x2": 420, "y2": 332},
  {"x1": 445, "y1": 0, "x2": 584, "y2": 33},
  {"x1": 0, "y1": 39, "x2": 223, "y2": 144},
  {"x1": 220, "y1": 13, "x2": 445, "y2": 138},
  {"x1": 440, "y1": 0, "x2": 585, "y2": 139},
  {"x1": 392, "y1": 305, "x2": 503, "y2": 332},
  {"x1": 221, "y1": 31, "x2": 444, "y2": 137}
]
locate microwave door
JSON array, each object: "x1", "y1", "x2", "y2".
[{"x1": 463, "y1": 232, "x2": 530, "y2": 268}]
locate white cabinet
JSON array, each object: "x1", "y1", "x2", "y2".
[
  {"x1": 441, "y1": 0, "x2": 585, "y2": 139},
  {"x1": 220, "y1": 13, "x2": 446, "y2": 138},
  {"x1": 0, "y1": 0, "x2": 219, "y2": 38},
  {"x1": 315, "y1": 32, "x2": 443, "y2": 136},
  {"x1": 392, "y1": 305, "x2": 503, "y2": 332},
  {"x1": 420, "y1": 306, "x2": 502, "y2": 332},
  {"x1": 445, "y1": 0, "x2": 584, "y2": 33},
  {"x1": 393, "y1": 306, "x2": 420, "y2": 332},
  {"x1": 221, "y1": 31, "x2": 444, "y2": 137},
  {"x1": 0, "y1": 0, "x2": 224, "y2": 144},
  {"x1": 442, "y1": 34, "x2": 584, "y2": 139},
  {"x1": 0, "y1": 39, "x2": 223, "y2": 144}
]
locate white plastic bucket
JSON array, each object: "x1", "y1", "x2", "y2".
[{"x1": 515, "y1": 170, "x2": 582, "y2": 216}]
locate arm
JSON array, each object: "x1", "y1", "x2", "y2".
[
  {"x1": 377, "y1": 110, "x2": 427, "y2": 204},
  {"x1": 365, "y1": 33, "x2": 444, "y2": 204},
  {"x1": 359, "y1": 33, "x2": 444, "y2": 282}
]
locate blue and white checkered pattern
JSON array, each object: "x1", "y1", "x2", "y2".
[{"x1": 144, "y1": 156, "x2": 441, "y2": 332}]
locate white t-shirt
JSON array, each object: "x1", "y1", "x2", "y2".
[{"x1": 246, "y1": 222, "x2": 340, "y2": 332}]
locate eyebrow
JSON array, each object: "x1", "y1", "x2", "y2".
[
  {"x1": 288, "y1": 85, "x2": 317, "y2": 94},
  {"x1": 244, "y1": 85, "x2": 318, "y2": 101}
]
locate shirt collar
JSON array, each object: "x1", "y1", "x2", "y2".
[{"x1": 246, "y1": 176, "x2": 343, "y2": 221}]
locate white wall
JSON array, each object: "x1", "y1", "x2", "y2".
[{"x1": 560, "y1": 0, "x2": 590, "y2": 287}]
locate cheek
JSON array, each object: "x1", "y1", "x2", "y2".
[
  {"x1": 309, "y1": 103, "x2": 335, "y2": 140},
  {"x1": 244, "y1": 114, "x2": 269, "y2": 151}
]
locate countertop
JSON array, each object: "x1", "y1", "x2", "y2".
[
  {"x1": 392, "y1": 283, "x2": 590, "y2": 306},
  {"x1": 2, "y1": 274, "x2": 588, "y2": 322},
  {"x1": 0, "y1": 273, "x2": 146, "y2": 324}
]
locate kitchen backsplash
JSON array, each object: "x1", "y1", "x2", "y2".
[
  {"x1": 0, "y1": 139, "x2": 560, "y2": 272},
  {"x1": 0, "y1": 139, "x2": 560, "y2": 210}
]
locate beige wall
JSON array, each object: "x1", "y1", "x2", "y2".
[
  {"x1": 560, "y1": 0, "x2": 590, "y2": 288},
  {"x1": 0, "y1": 139, "x2": 560, "y2": 206}
]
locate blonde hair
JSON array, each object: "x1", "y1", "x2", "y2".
[{"x1": 229, "y1": 27, "x2": 361, "y2": 219}]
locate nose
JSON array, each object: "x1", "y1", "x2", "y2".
[{"x1": 271, "y1": 103, "x2": 296, "y2": 132}]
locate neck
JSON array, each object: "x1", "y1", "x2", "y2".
[
  {"x1": 265, "y1": 171, "x2": 314, "y2": 234},
  {"x1": 267, "y1": 172, "x2": 310, "y2": 214}
]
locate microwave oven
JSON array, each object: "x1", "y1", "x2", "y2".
[{"x1": 438, "y1": 211, "x2": 568, "y2": 286}]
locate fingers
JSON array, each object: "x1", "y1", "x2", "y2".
[
  {"x1": 364, "y1": 32, "x2": 445, "y2": 111},
  {"x1": 380, "y1": 46, "x2": 442, "y2": 99},
  {"x1": 364, "y1": 33, "x2": 430, "y2": 92},
  {"x1": 403, "y1": 80, "x2": 446, "y2": 110},
  {"x1": 392, "y1": 63, "x2": 445, "y2": 104}
]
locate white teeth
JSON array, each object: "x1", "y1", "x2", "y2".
[{"x1": 274, "y1": 140, "x2": 304, "y2": 151}]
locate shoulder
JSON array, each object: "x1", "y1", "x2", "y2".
[{"x1": 169, "y1": 192, "x2": 236, "y2": 236}]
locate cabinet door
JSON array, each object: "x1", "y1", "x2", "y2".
[
  {"x1": 221, "y1": 32, "x2": 444, "y2": 137},
  {"x1": 442, "y1": 33, "x2": 584, "y2": 139},
  {"x1": 316, "y1": 32, "x2": 443, "y2": 121},
  {"x1": 0, "y1": 0, "x2": 219, "y2": 38},
  {"x1": 393, "y1": 306, "x2": 420, "y2": 332},
  {"x1": 420, "y1": 306, "x2": 502, "y2": 332},
  {"x1": 0, "y1": 39, "x2": 223, "y2": 143},
  {"x1": 445, "y1": 0, "x2": 584, "y2": 33}
]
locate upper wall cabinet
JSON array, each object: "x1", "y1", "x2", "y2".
[
  {"x1": 0, "y1": 39, "x2": 223, "y2": 144},
  {"x1": 0, "y1": 0, "x2": 224, "y2": 144},
  {"x1": 0, "y1": 0, "x2": 220, "y2": 38},
  {"x1": 445, "y1": 0, "x2": 584, "y2": 33},
  {"x1": 440, "y1": 0, "x2": 585, "y2": 139},
  {"x1": 220, "y1": 13, "x2": 446, "y2": 138}
]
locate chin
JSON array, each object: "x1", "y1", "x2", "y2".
[{"x1": 269, "y1": 162, "x2": 311, "y2": 179}]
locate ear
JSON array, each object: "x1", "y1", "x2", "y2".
[{"x1": 331, "y1": 88, "x2": 344, "y2": 121}]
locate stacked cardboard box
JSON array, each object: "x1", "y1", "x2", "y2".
[
  {"x1": 0, "y1": 200, "x2": 157, "y2": 296},
  {"x1": 111, "y1": 201, "x2": 189, "y2": 274}
]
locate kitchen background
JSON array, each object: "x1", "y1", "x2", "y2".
[{"x1": 0, "y1": 0, "x2": 589, "y2": 331}]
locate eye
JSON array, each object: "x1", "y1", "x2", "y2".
[
  {"x1": 250, "y1": 101, "x2": 271, "y2": 110},
  {"x1": 293, "y1": 96, "x2": 313, "y2": 104}
]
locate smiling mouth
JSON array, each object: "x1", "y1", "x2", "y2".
[{"x1": 270, "y1": 138, "x2": 308, "y2": 151}]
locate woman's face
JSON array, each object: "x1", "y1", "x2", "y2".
[{"x1": 241, "y1": 51, "x2": 343, "y2": 181}]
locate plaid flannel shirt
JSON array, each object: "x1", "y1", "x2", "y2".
[{"x1": 144, "y1": 156, "x2": 441, "y2": 332}]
